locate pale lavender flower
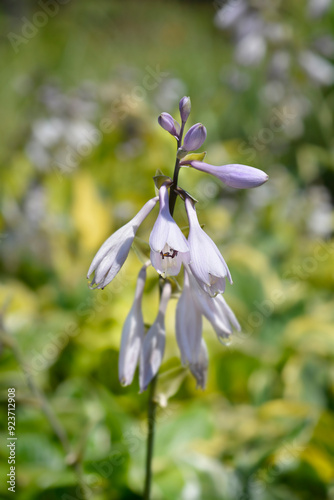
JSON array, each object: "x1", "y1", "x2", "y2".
[
  {"x1": 176, "y1": 266, "x2": 240, "y2": 388},
  {"x1": 176, "y1": 268, "x2": 202, "y2": 367},
  {"x1": 87, "y1": 197, "x2": 158, "y2": 289},
  {"x1": 185, "y1": 197, "x2": 232, "y2": 296},
  {"x1": 119, "y1": 264, "x2": 148, "y2": 386},
  {"x1": 182, "y1": 123, "x2": 207, "y2": 152},
  {"x1": 158, "y1": 112, "x2": 180, "y2": 139},
  {"x1": 179, "y1": 96, "x2": 191, "y2": 123},
  {"x1": 182, "y1": 161, "x2": 268, "y2": 189},
  {"x1": 140, "y1": 282, "x2": 172, "y2": 392},
  {"x1": 149, "y1": 184, "x2": 190, "y2": 277}
]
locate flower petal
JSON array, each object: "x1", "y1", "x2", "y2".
[
  {"x1": 118, "y1": 265, "x2": 147, "y2": 386},
  {"x1": 185, "y1": 198, "x2": 231, "y2": 295},
  {"x1": 186, "y1": 161, "x2": 268, "y2": 189},
  {"x1": 189, "y1": 339, "x2": 208, "y2": 389},
  {"x1": 88, "y1": 196, "x2": 158, "y2": 287},
  {"x1": 139, "y1": 282, "x2": 171, "y2": 391},
  {"x1": 176, "y1": 270, "x2": 203, "y2": 365}
]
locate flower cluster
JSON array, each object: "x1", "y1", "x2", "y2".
[{"x1": 87, "y1": 96, "x2": 268, "y2": 391}]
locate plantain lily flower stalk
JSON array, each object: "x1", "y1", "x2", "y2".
[
  {"x1": 140, "y1": 282, "x2": 172, "y2": 392},
  {"x1": 185, "y1": 197, "x2": 232, "y2": 296},
  {"x1": 149, "y1": 183, "x2": 190, "y2": 277},
  {"x1": 118, "y1": 264, "x2": 148, "y2": 386},
  {"x1": 87, "y1": 196, "x2": 158, "y2": 289},
  {"x1": 181, "y1": 160, "x2": 268, "y2": 189}
]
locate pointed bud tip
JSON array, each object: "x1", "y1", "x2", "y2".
[{"x1": 179, "y1": 96, "x2": 191, "y2": 122}]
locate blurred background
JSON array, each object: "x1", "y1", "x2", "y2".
[{"x1": 1, "y1": 0, "x2": 334, "y2": 499}]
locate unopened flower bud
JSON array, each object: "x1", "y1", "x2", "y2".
[
  {"x1": 158, "y1": 112, "x2": 180, "y2": 139},
  {"x1": 183, "y1": 123, "x2": 207, "y2": 152},
  {"x1": 179, "y1": 96, "x2": 191, "y2": 123},
  {"x1": 185, "y1": 161, "x2": 268, "y2": 189}
]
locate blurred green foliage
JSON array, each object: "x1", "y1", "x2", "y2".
[{"x1": 0, "y1": 1, "x2": 334, "y2": 499}]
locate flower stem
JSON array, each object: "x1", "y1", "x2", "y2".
[
  {"x1": 144, "y1": 118, "x2": 186, "y2": 498},
  {"x1": 143, "y1": 373, "x2": 158, "y2": 500},
  {"x1": 169, "y1": 121, "x2": 185, "y2": 216}
]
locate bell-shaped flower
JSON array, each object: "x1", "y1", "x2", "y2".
[
  {"x1": 87, "y1": 197, "x2": 158, "y2": 289},
  {"x1": 149, "y1": 184, "x2": 190, "y2": 277},
  {"x1": 179, "y1": 96, "x2": 191, "y2": 123},
  {"x1": 139, "y1": 282, "x2": 172, "y2": 392},
  {"x1": 184, "y1": 265, "x2": 239, "y2": 338},
  {"x1": 158, "y1": 112, "x2": 180, "y2": 140},
  {"x1": 185, "y1": 197, "x2": 232, "y2": 296},
  {"x1": 176, "y1": 266, "x2": 240, "y2": 388},
  {"x1": 182, "y1": 123, "x2": 207, "y2": 152},
  {"x1": 176, "y1": 268, "x2": 203, "y2": 367},
  {"x1": 182, "y1": 160, "x2": 268, "y2": 189},
  {"x1": 118, "y1": 264, "x2": 148, "y2": 386},
  {"x1": 191, "y1": 273, "x2": 240, "y2": 342}
]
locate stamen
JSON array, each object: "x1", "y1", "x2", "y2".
[{"x1": 160, "y1": 248, "x2": 178, "y2": 259}]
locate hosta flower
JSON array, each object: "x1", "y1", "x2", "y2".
[
  {"x1": 118, "y1": 264, "x2": 148, "y2": 386},
  {"x1": 188, "y1": 268, "x2": 241, "y2": 341},
  {"x1": 185, "y1": 197, "x2": 232, "y2": 296},
  {"x1": 87, "y1": 197, "x2": 158, "y2": 289},
  {"x1": 158, "y1": 112, "x2": 180, "y2": 139},
  {"x1": 149, "y1": 184, "x2": 190, "y2": 277},
  {"x1": 140, "y1": 282, "x2": 172, "y2": 392},
  {"x1": 182, "y1": 123, "x2": 207, "y2": 152},
  {"x1": 176, "y1": 266, "x2": 240, "y2": 388},
  {"x1": 179, "y1": 96, "x2": 191, "y2": 123},
  {"x1": 176, "y1": 268, "x2": 203, "y2": 367},
  {"x1": 182, "y1": 160, "x2": 268, "y2": 189}
]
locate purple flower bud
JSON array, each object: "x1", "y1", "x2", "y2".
[
  {"x1": 158, "y1": 112, "x2": 180, "y2": 139},
  {"x1": 182, "y1": 123, "x2": 207, "y2": 152},
  {"x1": 179, "y1": 96, "x2": 191, "y2": 122},
  {"x1": 184, "y1": 161, "x2": 268, "y2": 189}
]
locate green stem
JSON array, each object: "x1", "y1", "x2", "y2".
[
  {"x1": 143, "y1": 374, "x2": 158, "y2": 500},
  {"x1": 143, "y1": 118, "x2": 186, "y2": 499}
]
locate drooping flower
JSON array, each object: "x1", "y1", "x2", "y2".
[
  {"x1": 176, "y1": 266, "x2": 240, "y2": 388},
  {"x1": 119, "y1": 264, "x2": 148, "y2": 386},
  {"x1": 182, "y1": 160, "x2": 268, "y2": 189},
  {"x1": 87, "y1": 197, "x2": 158, "y2": 289},
  {"x1": 182, "y1": 123, "x2": 207, "y2": 152},
  {"x1": 186, "y1": 266, "x2": 240, "y2": 341},
  {"x1": 149, "y1": 184, "x2": 190, "y2": 277},
  {"x1": 140, "y1": 282, "x2": 172, "y2": 392},
  {"x1": 176, "y1": 268, "x2": 203, "y2": 367},
  {"x1": 179, "y1": 96, "x2": 191, "y2": 123},
  {"x1": 185, "y1": 197, "x2": 232, "y2": 296},
  {"x1": 158, "y1": 112, "x2": 180, "y2": 139}
]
